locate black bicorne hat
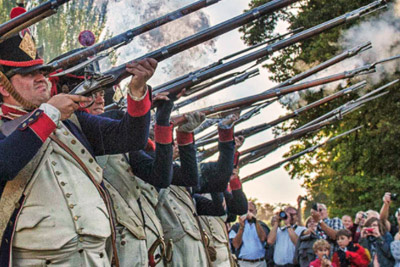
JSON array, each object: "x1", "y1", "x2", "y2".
[{"x1": 0, "y1": 31, "x2": 53, "y2": 78}]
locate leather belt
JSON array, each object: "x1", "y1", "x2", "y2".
[{"x1": 238, "y1": 257, "x2": 265, "y2": 263}]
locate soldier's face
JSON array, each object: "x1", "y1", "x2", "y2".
[
  {"x1": 87, "y1": 91, "x2": 105, "y2": 115},
  {"x1": 10, "y1": 71, "x2": 51, "y2": 106}
]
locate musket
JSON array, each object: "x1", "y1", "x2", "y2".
[
  {"x1": 153, "y1": 1, "x2": 385, "y2": 100},
  {"x1": 69, "y1": 0, "x2": 301, "y2": 96},
  {"x1": 240, "y1": 126, "x2": 363, "y2": 183},
  {"x1": 297, "y1": 78, "x2": 400, "y2": 130},
  {"x1": 174, "y1": 68, "x2": 260, "y2": 110},
  {"x1": 0, "y1": 0, "x2": 71, "y2": 42},
  {"x1": 196, "y1": 81, "x2": 366, "y2": 148},
  {"x1": 237, "y1": 80, "x2": 398, "y2": 166},
  {"x1": 152, "y1": 28, "x2": 303, "y2": 93},
  {"x1": 47, "y1": 0, "x2": 222, "y2": 74},
  {"x1": 194, "y1": 41, "x2": 372, "y2": 138},
  {"x1": 171, "y1": 52, "x2": 399, "y2": 127}
]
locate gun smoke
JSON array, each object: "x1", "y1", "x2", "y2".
[
  {"x1": 280, "y1": 0, "x2": 400, "y2": 109},
  {"x1": 100, "y1": 0, "x2": 216, "y2": 87}
]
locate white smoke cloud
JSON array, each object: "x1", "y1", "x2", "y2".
[
  {"x1": 99, "y1": 0, "x2": 216, "y2": 87},
  {"x1": 281, "y1": 0, "x2": 400, "y2": 108}
]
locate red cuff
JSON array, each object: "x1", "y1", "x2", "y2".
[
  {"x1": 176, "y1": 130, "x2": 194, "y2": 146},
  {"x1": 154, "y1": 124, "x2": 173, "y2": 144},
  {"x1": 29, "y1": 112, "x2": 56, "y2": 142},
  {"x1": 230, "y1": 177, "x2": 242, "y2": 190},
  {"x1": 127, "y1": 90, "x2": 151, "y2": 117},
  {"x1": 218, "y1": 127, "x2": 234, "y2": 142},
  {"x1": 145, "y1": 138, "x2": 156, "y2": 152}
]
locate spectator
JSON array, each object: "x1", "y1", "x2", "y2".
[
  {"x1": 332, "y1": 229, "x2": 370, "y2": 266},
  {"x1": 230, "y1": 201, "x2": 269, "y2": 267},
  {"x1": 311, "y1": 203, "x2": 345, "y2": 251},
  {"x1": 309, "y1": 239, "x2": 337, "y2": 267},
  {"x1": 268, "y1": 206, "x2": 306, "y2": 267},
  {"x1": 359, "y1": 217, "x2": 394, "y2": 266},
  {"x1": 294, "y1": 217, "x2": 320, "y2": 267},
  {"x1": 351, "y1": 211, "x2": 367, "y2": 243},
  {"x1": 391, "y1": 238, "x2": 400, "y2": 267},
  {"x1": 341, "y1": 215, "x2": 353, "y2": 230},
  {"x1": 380, "y1": 192, "x2": 399, "y2": 236}
]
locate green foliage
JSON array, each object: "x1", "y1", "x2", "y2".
[
  {"x1": 0, "y1": 0, "x2": 108, "y2": 62},
  {"x1": 241, "y1": 0, "x2": 400, "y2": 218}
]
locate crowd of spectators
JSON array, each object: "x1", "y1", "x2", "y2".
[{"x1": 229, "y1": 193, "x2": 400, "y2": 267}]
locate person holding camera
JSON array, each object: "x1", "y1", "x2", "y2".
[
  {"x1": 267, "y1": 206, "x2": 306, "y2": 267},
  {"x1": 380, "y1": 192, "x2": 399, "y2": 236},
  {"x1": 230, "y1": 201, "x2": 269, "y2": 267},
  {"x1": 359, "y1": 217, "x2": 395, "y2": 266},
  {"x1": 311, "y1": 203, "x2": 344, "y2": 252}
]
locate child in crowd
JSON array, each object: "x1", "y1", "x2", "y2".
[
  {"x1": 332, "y1": 229, "x2": 371, "y2": 267},
  {"x1": 309, "y1": 239, "x2": 337, "y2": 267}
]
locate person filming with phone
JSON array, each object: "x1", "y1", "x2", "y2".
[
  {"x1": 230, "y1": 201, "x2": 270, "y2": 267},
  {"x1": 359, "y1": 217, "x2": 395, "y2": 266},
  {"x1": 267, "y1": 206, "x2": 306, "y2": 267}
]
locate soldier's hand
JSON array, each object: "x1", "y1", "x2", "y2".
[
  {"x1": 47, "y1": 94, "x2": 91, "y2": 120},
  {"x1": 126, "y1": 58, "x2": 158, "y2": 99},
  {"x1": 177, "y1": 111, "x2": 205, "y2": 132}
]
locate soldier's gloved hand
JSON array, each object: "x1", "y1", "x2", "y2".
[
  {"x1": 154, "y1": 92, "x2": 174, "y2": 126},
  {"x1": 177, "y1": 111, "x2": 205, "y2": 132},
  {"x1": 219, "y1": 113, "x2": 239, "y2": 129}
]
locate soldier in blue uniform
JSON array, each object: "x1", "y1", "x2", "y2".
[{"x1": 0, "y1": 24, "x2": 155, "y2": 266}]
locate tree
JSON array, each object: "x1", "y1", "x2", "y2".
[{"x1": 240, "y1": 0, "x2": 400, "y2": 218}]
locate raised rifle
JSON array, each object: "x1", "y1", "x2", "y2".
[
  {"x1": 152, "y1": 1, "x2": 385, "y2": 99},
  {"x1": 240, "y1": 126, "x2": 362, "y2": 183},
  {"x1": 194, "y1": 41, "x2": 371, "y2": 138},
  {"x1": 69, "y1": 0, "x2": 300, "y2": 97},
  {"x1": 171, "y1": 53, "x2": 400, "y2": 126},
  {"x1": 47, "y1": 0, "x2": 222, "y2": 75},
  {"x1": 197, "y1": 81, "x2": 366, "y2": 149},
  {"x1": 152, "y1": 28, "x2": 302, "y2": 93},
  {"x1": 237, "y1": 79, "x2": 399, "y2": 167},
  {"x1": 174, "y1": 68, "x2": 260, "y2": 110},
  {"x1": 0, "y1": 0, "x2": 71, "y2": 42}
]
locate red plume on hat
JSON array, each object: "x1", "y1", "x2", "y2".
[{"x1": 10, "y1": 0, "x2": 26, "y2": 19}]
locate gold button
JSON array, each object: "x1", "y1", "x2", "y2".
[
  {"x1": 78, "y1": 228, "x2": 84, "y2": 234},
  {"x1": 22, "y1": 123, "x2": 27, "y2": 128},
  {"x1": 121, "y1": 158, "x2": 125, "y2": 162},
  {"x1": 15, "y1": 203, "x2": 20, "y2": 209},
  {"x1": 79, "y1": 236, "x2": 84, "y2": 242},
  {"x1": 60, "y1": 181, "x2": 66, "y2": 186},
  {"x1": 74, "y1": 216, "x2": 80, "y2": 221},
  {"x1": 96, "y1": 167, "x2": 101, "y2": 172},
  {"x1": 150, "y1": 187, "x2": 154, "y2": 191},
  {"x1": 55, "y1": 171, "x2": 61, "y2": 175},
  {"x1": 121, "y1": 240, "x2": 126, "y2": 246},
  {"x1": 106, "y1": 184, "x2": 111, "y2": 188},
  {"x1": 121, "y1": 234, "x2": 126, "y2": 238},
  {"x1": 66, "y1": 193, "x2": 72, "y2": 198},
  {"x1": 35, "y1": 111, "x2": 41, "y2": 116},
  {"x1": 51, "y1": 161, "x2": 57, "y2": 166},
  {"x1": 81, "y1": 149, "x2": 85, "y2": 154},
  {"x1": 69, "y1": 204, "x2": 75, "y2": 209},
  {"x1": 71, "y1": 140, "x2": 77, "y2": 145},
  {"x1": 89, "y1": 158, "x2": 94, "y2": 163},
  {"x1": 28, "y1": 118, "x2": 34, "y2": 122},
  {"x1": 63, "y1": 131, "x2": 69, "y2": 136}
]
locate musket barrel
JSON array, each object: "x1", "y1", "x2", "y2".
[
  {"x1": 49, "y1": 0, "x2": 221, "y2": 70},
  {"x1": 0, "y1": 0, "x2": 71, "y2": 42},
  {"x1": 71, "y1": 0, "x2": 300, "y2": 95}
]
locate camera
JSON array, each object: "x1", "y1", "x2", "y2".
[
  {"x1": 279, "y1": 211, "x2": 288, "y2": 220},
  {"x1": 362, "y1": 212, "x2": 367, "y2": 219},
  {"x1": 365, "y1": 227, "x2": 374, "y2": 234},
  {"x1": 392, "y1": 193, "x2": 398, "y2": 201}
]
